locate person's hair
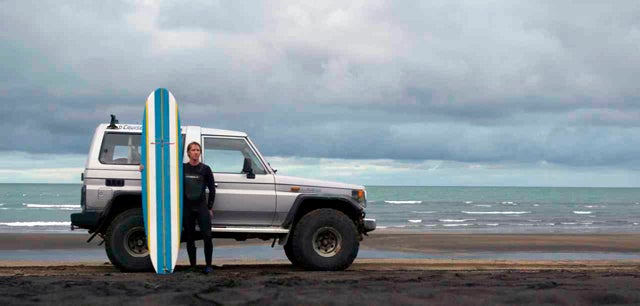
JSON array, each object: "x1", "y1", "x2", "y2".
[{"x1": 187, "y1": 142, "x2": 201, "y2": 151}]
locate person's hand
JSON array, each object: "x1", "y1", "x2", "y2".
[
  {"x1": 139, "y1": 165, "x2": 144, "y2": 172},
  {"x1": 209, "y1": 209, "x2": 214, "y2": 218}
]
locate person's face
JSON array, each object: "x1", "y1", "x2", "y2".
[{"x1": 187, "y1": 145, "x2": 201, "y2": 161}]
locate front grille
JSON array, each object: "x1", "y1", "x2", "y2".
[{"x1": 106, "y1": 179, "x2": 125, "y2": 187}]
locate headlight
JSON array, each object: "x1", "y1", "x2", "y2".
[{"x1": 352, "y1": 189, "x2": 367, "y2": 207}]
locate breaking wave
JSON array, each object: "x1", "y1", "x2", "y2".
[
  {"x1": 23, "y1": 203, "x2": 80, "y2": 210},
  {"x1": 0, "y1": 222, "x2": 71, "y2": 227},
  {"x1": 461, "y1": 211, "x2": 530, "y2": 215},
  {"x1": 384, "y1": 201, "x2": 422, "y2": 204}
]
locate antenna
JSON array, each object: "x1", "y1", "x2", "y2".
[{"x1": 107, "y1": 114, "x2": 119, "y2": 129}]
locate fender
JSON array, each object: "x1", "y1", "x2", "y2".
[
  {"x1": 281, "y1": 194, "x2": 364, "y2": 229},
  {"x1": 86, "y1": 190, "x2": 141, "y2": 242}
]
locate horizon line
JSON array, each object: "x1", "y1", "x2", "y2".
[{"x1": 1, "y1": 182, "x2": 639, "y2": 188}]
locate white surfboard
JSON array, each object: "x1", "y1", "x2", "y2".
[{"x1": 141, "y1": 88, "x2": 183, "y2": 274}]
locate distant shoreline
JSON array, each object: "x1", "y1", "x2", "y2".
[
  {"x1": 2, "y1": 231, "x2": 639, "y2": 305},
  {"x1": 2, "y1": 183, "x2": 640, "y2": 188},
  {"x1": 0, "y1": 182, "x2": 82, "y2": 185},
  {"x1": 365, "y1": 185, "x2": 640, "y2": 189},
  {"x1": 2, "y1": 231, "x2": 639, "y2": 253}
]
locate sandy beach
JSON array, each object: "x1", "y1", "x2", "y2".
[{"x1": 1, "y1": 231, "x2": 640, "y2": 305}]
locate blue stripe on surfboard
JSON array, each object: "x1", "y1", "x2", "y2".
[{"x1": 154, "y1": 88, "x2": 165, "y2": 273}]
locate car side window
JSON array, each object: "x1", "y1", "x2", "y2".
[
  {"x1": 202, "y1": 137, "x2": 267, "y2": 174},
  {"x1": 99, "y1": 132, "x2": 185, "y2": 165},
  {"x1": 99, "y1": 133, "x2": 141, "y2": 165}
]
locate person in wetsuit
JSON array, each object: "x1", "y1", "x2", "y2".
[{"x1": 183, "y1": 141, "x2": 215, "y2": 274}]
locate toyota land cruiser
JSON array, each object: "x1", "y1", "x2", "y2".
[{"x1": 71, "y1": 122, "x2": 376, "y2": 271}]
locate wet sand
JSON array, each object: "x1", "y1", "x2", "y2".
[{"x1": 1, "y1": 232, "x2": 640, "y2": 305}]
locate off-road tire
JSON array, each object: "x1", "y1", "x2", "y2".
[
  {"x1": 104, "y1": 208, "x2": 153, "y2": 272},
  {"x1": 283, "y1": 240, "x2": 300, "y2": 266},
  {"x1": 290, "y1": 208, "x2": 359, "y2": 271}
]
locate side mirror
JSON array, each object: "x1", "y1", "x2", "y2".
[
  {"x1": 268, "y1": 162, "x2": 277, "y2": 174},
  {"x1": 242, "y1": 158, "x2": 256, "y2": 179}
]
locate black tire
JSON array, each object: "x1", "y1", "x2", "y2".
[
  {"x1": 104, "y1": 208, "x2": 153, "y2": 272},
  {"x1": 283, "y1": 240, "x2": 300, "y2": 266},
  {"x1": 290, "y1": 208, "x2": 359, "y2": 271}
]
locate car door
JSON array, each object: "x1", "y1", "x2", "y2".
[{"x1": 201, "y1": 136, "x2": 276, "y2": 226}]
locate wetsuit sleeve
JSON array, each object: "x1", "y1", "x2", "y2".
[{"x1": 204, "y1": 165, "x2": 216, "y2": 209}]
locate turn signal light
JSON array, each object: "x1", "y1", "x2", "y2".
[{"x1": 352, "y1": 189, "x2": 366, "y2": 206}]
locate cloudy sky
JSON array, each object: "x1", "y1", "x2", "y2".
[{"x1": 1, "y1": 1, "x2": 640, "y2": 186}]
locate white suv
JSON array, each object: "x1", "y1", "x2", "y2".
[{"x1": 71, "y1": 122, "x2": 376, "y2": 271}]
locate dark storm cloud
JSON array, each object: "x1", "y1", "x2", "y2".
[{"x1": 1, "y1": 1, "x2": 640, "y2": 167}]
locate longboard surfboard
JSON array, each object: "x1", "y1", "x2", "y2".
[{"x1": 141, "y1": 88, "x2": 183, "y2": 274}]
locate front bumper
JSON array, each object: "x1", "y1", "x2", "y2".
[
  {"x1": 363, "y1": 218, "x2": 376, "y2": 233},
  {"x1": 70, "y1": 211, "x2": 100, "y2": 230}
]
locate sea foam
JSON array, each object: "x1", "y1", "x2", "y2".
[
  {"x1": 0, "y1": 222, "x2": 71, "y2": 227},
  {"x1": 461, "y1": 211, "x2": 530, "y2": 215},
  {"x1": 573, "y1": 211, "x2": 592, "y2": 215},
  {"x1": 384, "y1": 201, "x2": 422, "y2": 204},
  {"x1": 23, "y1": 203, "x2": 80, "y2": 210}
]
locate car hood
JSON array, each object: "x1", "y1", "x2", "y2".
[{"x1": 275, "y1": 175, "x2": 364, "y2": 190}]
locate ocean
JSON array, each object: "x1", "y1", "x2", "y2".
[{"x1": 1, "y1": 184, "x2": 639, "y2": 234}]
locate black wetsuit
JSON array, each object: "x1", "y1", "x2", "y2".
[{"x1": 183, "y1": 162, "x2": 215, "y2": 267}]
